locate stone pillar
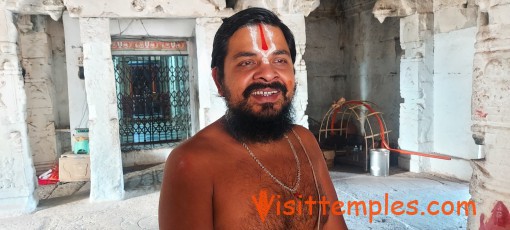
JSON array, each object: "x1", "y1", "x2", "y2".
[
  {"x1": 0, "y1": 9, "x2": 38, "y2": 216},
  {"x1": 79, "y1": 17, "x2": 124, "y2": 201},
  {"x1": 398, "y1": 12, "x2": 434, "y2": 172},
  {"x1": 17, "y1": 15, "x2": 59, "y2": 175},
  {"x1": 469, "y1": 1, "x2": 510, "y2": 229},
  {"x1": 280, "y1": 13, "x2": 309, "y2": 127},
  {"x1": 195, "y1": 17, "x2": 224, "y2": 129}
]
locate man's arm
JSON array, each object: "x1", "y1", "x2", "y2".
[
  {"x1": 159, "y1": 147, "x2": 214, "y2": 230},
  {"x1": 294, "y1": 126, "x2": 348, "y2": 230},
  {"x1": 317, "y1": 150, "x2": 349, "y2": 230}
]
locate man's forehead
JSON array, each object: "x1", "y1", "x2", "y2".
[
  {"x1": 228, "y1": 24, "x2": 289, "y2": 52},
  {"x1": 232, "y1": 24, "x2": 282, "y2": 39}
]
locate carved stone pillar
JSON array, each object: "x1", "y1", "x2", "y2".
[
  {"x1": 469, "y1": 0, "x2": 510, "y2": 229},
  {"x1": 372, "y1": 0, "x2": 434, "y2": 172},
  {"x1": 398, "y1": 11, "x2": 435, "y2": 172},
  {"x1": 79, "y1": 17, "x2": 124, "y2": 201},
  {"x1": 17, "y1": 15, "x2": 59, "y2": 175},
  {"x1": 0, "y1": 9, "x2": 38, "y2": 216}
]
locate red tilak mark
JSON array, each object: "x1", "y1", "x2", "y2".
[
  {"x1": 258, "y1": 24, "x2": 268, "y2": 51},
  {"x1": 480, "y1": 201, "x2": 510, "y2": 230}
]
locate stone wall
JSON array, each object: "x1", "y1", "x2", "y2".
[
  {"x1": 372, "y1": 0, "x2": 477, "y2": 181},
  {"x1": 304, "y1": 0, "x2": 401, "y2": 142},
  {"x1": 304, "y1": 1, "x2": 347, "y2": 127},
  {"x1": 427, "y1": 1, "x2": 477, "y2": 180},
  {"x1": 343, "y1": 0, "x2": 401, "y2": 144},
  {"x1": 47, "y1": 17, "x2": 72, "y2": 157}
]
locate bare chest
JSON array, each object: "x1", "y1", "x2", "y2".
[{"x1": 212, "y1": 153, "x2": 325, "y2": 230}]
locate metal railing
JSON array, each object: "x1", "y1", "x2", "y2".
[{"x1": 113, "y1": 55, "x2": 191, "y2": 150}]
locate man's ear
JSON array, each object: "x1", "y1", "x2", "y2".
[{"x1": 212, "y1": 67, "x2": 224, "y2": 97}]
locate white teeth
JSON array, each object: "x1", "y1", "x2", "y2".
[{"x1": 252, "y1": 90, "x2": 278, "y2": 96}]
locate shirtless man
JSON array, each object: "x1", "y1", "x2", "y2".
[{"x1": 159, "y1": 7, "x2": 348, "y2": 230}]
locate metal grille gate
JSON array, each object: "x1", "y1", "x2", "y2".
[{"x1": 113, "y1": 55, "x2": 191, "y2": 150}]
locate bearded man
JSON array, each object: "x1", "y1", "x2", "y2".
[{"x1": 159, "y1": 7, "x2": 348, "y2": 230}]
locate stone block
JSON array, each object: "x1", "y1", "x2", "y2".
[
  {"x1": 401, "y1": 14, "x2": 424, "y2": 43},
  {"x1": 59, "y1": 154, "x2": 91, "y2": 182},
  {"x1": 65, "y1": 0, "x2": 229, "y2": 18},
  {"x1": 434, "y1": 27, "x2": 476, "y2": 74},
  {"x1": 400, "y1": 41, "x2": 424, "y2": 59},
  {"x1": 434, "y1": 7, "x2": 477, "y2": 33},
  {"x1": 433, "y1": 0, "x2": 469, "y2": 10},
  {"x1": 30, "y1": 135, "x2": 57, "y2": 160},
  {"x1": 25, "y1": 82, "x2": 53, "y2": 109},
  {"x1": 0, "y1": 42, "x2": 17, "y2": 56},
  {"x1": 0, "y1": 11, "x2": 17, "y2": 43},
  {"x1": 400, "y1": 59, "x2": 420, "y2": 84},
  {"x1": 490, "y1": 4, "x2": 510, "y2": 25},
  {"x1": 21, "y1": 58, "x2": 52, "y2": 81},
  {"x1": 0, "y1": 131, "x2": 37, "y2": 216},
  {"x1": 20, "y1": 33, "x2": 51, "y2": 59},
  {"x1": 418, "y1": 13, "x2": 434, "y2": 31},
  {"x1": 433, "y1": 73, "x2": 479, "y2": 159},
  {"x1": 0, "y1": 71, "x2": 26, "y2": 124},
  {"x1": 26, "y1": 107, "x2": 55, "y2": 133}
]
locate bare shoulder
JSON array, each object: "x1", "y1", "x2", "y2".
[
  {"x1": 168, "y1": 131, "x2": 215, "y2": 163},
  {"x1": 159, "y1": 121, "x2": 228, "y2": 229},
  {"x1": 292, "y1": 125, "x2": 322, "y2": 156},
  {"x1": 164, "y1": 121, "x2": 227, "y2": 178},
  {"x1": 292, "y1": 125, "x2": 317, "y2": 140}
]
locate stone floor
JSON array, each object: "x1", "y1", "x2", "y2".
[
  {"x1": 0, "y1": 165, "x2": 470, "y2": 230},
  {"x1": 330, "y1": 165, "x2": 470, "y2": 230}
]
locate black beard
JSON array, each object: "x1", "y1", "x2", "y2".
[
  {"x1": 222, "y1": 82, "x2": 295, "y2": 143},
  {"x1": 223, "y1": 101, "x2": 294, "y2": 143}
]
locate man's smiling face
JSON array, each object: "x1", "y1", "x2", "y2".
[{"x1": 218, "y1": 23, "x2": 296, "y2": 118}]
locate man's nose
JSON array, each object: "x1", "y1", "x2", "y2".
[{"x1": 253, "y1": 61, "x2": 278, "y2": 82}]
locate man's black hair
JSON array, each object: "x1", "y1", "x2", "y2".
[{"x1": 210, "y1": 7, "x2": 296, "y2": 83}]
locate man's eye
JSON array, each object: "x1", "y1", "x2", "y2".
[
  {"x1": 273, "y1": 58, "x2": 288, "y2": 64},
  {"x1": 239, "y1": 60, "x2": 255, "y2": 66}
]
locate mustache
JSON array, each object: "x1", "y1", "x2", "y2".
[{"x1": 242, "y1": 82, "x2": 288, "y2": 98}]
